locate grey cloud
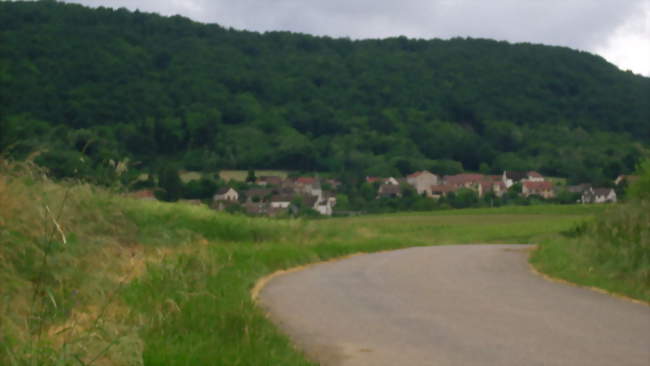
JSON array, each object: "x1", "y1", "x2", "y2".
[{"x1": 66, "y1": 0, "x2": 645, "y2": 51}]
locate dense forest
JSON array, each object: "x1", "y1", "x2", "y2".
[{"x1": 1, "y1": 1, "x2": 648, "y2": 186}]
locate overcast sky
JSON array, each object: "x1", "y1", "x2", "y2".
[{"x1": 62, "y1": 0, "x2": 650, "y2": 76}]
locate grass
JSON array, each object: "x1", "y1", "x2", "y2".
[
  {"x1": 119, "y1": 200, "x2": 596, "y2": 365},
  {"x1": 531, "y1": 200, "x2": 650, "y2": 302},
  {"x1": 218, "y1": 170, "x2": 289, "y2": 182},
  {"x1": 0, "y1": 162, "x2": 632, "y2": 365}
]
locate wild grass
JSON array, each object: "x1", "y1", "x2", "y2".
[
  {"x1": 531, "y1": 200, "x2": 650, "y2": 302},
  {"x1": 0, "y1": 162, "x2": 145, "y2": 365},
  {"x1": 1, "y1": 161, "x2": 608, "y2": 365}
]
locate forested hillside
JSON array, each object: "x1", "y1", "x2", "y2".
[{"x1": 1, "y1": 1, "x2": 648, "y2": 185}]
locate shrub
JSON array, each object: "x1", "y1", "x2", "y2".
[{"x1": 626, "y1": 159, "x2": 650, "y2": 201}]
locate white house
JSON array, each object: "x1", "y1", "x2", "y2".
[
  {"x1": 581, "y1": 188, "x2": 617, "y2": 204},
  {"x1": 314, "y1": 194, "x2": 337, "y2": 216},
  {"x1": 406, "y1": 171, "x2": 439, "y2": 195},
  {"x1": 213, "y1": 188, "x2": 238, "y2": 202},
  {"x1": 525, "y1": 171, "x2": 545, "y2": 182},
  {"x1": 502, "y1": 171, "x2": 528, "y2": 188},
  {"x1": 384, "y1": 177, "x2": 400, "y2": 185},
  {"x1": 270, "y1": 194, "x2": 293, "y2": 208},
  {"x1": 294, "y1": 177, "x2": 322, "y2": 199}
]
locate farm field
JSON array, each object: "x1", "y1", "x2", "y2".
[{"x1": 0, "y1": 167, "x2": 636, "y2": 365}]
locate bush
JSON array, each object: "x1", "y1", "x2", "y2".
[{"x1": 627, "y1": 159, "x2": 650, "y2": 201}]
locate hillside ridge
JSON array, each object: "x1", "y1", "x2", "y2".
[{"x1": 1, "y1": 1, "x2": 648, "y2": 184}]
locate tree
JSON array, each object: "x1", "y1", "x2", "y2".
[
  {"x1": 245, "y1": 169, "x2": 257, "y2": 183},
  {"x1": 627, "y1": 159, "x2": 650, "y2": 201},
  {"x1": 448, "y1": 188, "x2": 479, "y2": 208},
  {"x1": 157, "y1": 166, "x2": 183, "y2": 202}
]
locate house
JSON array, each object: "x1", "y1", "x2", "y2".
[
  {"x1": 522, "y1": 181, "x2": 555, "y2": 199},
  {"x1": 295, "y1": 177, "x2": 317, "y2": 186},
  {"x1": 429, "y1": 185, "x2": 456, "y2": 199},
  {"x1": 444, "y1": 174, "x2": 486, "y2": 188},
  {"x1": 378, "y1": 184, "x2": 402, "y2": 198},
  {"x1": 479, "y1": 181, "x2": 507, "y2": 197},
  {"x1": 367, "y1": 176, "x2": 400, "y2": 186},
  {"x1": 315, "y1": 193, "x2": 337, "y2": 216},
  {"x1": 526, "y1": 171, "x2": 544, "y2": 182},
  {"x1": 443, "y1": 174, "x2": 486, "y2": 196},
  {"x1": 270, "y1": 194, "x2": 293, "y2": 208},
  {"x1": 581, "y1": 188, "x2": 617, "y2": 204},
  {"x1": 406, "y1": 171, "x2": 439, "y2": 196},
  {"x1": 244, "y1": 188, "x2": 273, "y2": 203},
  {"x1": 294, "y1": 177, "x2": 322, "y2": 199},
  {"x1": 502, "y1": 171, "x2": 529, "y2": 188},
  {"x1": 384, "y1": 177, "x2": 400, "y2": 185},
  {"x1": 256, "y1": 176, "x2": 283, "y2": 187},
  {"x1": 213, "y1": 187, "x2": 238, "y2": 202},
  {"x1": 614, "y1": 175, "x2": 639, "y2": 186}
]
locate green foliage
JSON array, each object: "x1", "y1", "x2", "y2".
[
  {"x1": 34, "y1": 149, "x2": 91, "y2": 180},
  {"x1": 446, "y1": 188, "x2": 480, "y2": 209},
  {"x1": 182, "y1": 177, "x2": 218, "y2": 199},
  {"x1": 626, "y1": 159, "x2": 650, "y2": 201},
  {"x1": 245, "y1": 169, "x2": 257, "y2": 183},
  {"x1": 156, "y1": 166, "x2": 183, "y2": 202},
  {"x1": 0, "y1": 1, "x2": 647, "y2": 182},
  {"x1": 532, "y1": 201, "x2": 650, "y2": 302}
]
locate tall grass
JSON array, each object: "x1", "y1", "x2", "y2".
[
  {"x1": 531, "y1": 201, "x2": 650, "y2": 302},
  {"x1": 0, "y1": 162, "x2": 143, "y2": 365}
]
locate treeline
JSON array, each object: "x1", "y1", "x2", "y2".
[{"x1": 1, "y1": 1, "x2": 648, "y2": 186}]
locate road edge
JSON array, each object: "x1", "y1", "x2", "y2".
[
  {"x1": 251, "y1": 252, "x2": 366, "y2": 303},
  {"x1": 527, "y1": 246, "x2": 649, "y2": 307}
]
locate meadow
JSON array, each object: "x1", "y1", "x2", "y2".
[{"x1": 0, "y1": 163, "x2": 635, "y2": 365}]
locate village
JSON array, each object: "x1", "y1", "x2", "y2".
[{"x1": 195, "y1": 170, "x2": 635, "y2": 217}]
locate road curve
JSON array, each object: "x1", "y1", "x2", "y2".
[{"x1": 258, "y1": 245, "x2": 650, "y2": 366}]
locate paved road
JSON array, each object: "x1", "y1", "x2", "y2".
[{"x1": 258, "y1": 245, "x2": 650, "y2": 366}]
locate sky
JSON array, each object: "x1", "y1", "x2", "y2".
[{"x1": 62, "y1": 0, "x2": 650, "y2": 76}]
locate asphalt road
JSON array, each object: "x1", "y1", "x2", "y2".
[{"x1": 258, "y1": 245, "x2": 650, "y2": 366}]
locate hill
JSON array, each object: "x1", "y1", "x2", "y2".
[{"x1": 1, "y1": 1, "x2": 648, "y2": 185}]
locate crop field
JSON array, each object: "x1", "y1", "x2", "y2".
[{"x1": 0, "y1": 164, "x2": 637, "y2": 365}]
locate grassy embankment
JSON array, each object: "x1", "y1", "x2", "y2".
[
  {"x1": 531, "y1": 202, "x2": 650, "y2": 302},
  {"x1": 0, "y1": 162, "x2": 612, "y2": 365}
]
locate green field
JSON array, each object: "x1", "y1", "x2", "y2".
[
  {"x1": 0, "y1": 165, "x2": 638, "y2": 365},
  {"x1": 219, "y1": 170, "x2": 290, "y2": 182}
]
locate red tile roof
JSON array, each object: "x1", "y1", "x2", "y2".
[
  {"x1": 444, "y1": 174, "x2": 486, "y2": 185},
  {"x1": 523, "y1": 181, "x2": 553, "y2": 191},
  {"x1": 430, "y1": 184, "x2": 456, "y2": 193},
  {"x1": 295, "y1": 177, "x2": 316, "y2": 184},
  {"x1": 527, "y1": 171, "x2": 543, "y2": 178}
]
